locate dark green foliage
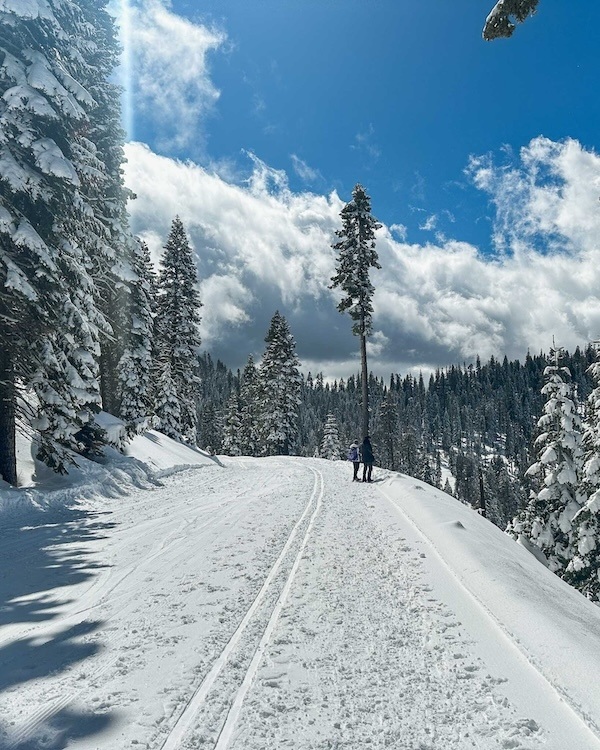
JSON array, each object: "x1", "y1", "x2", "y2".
[
  {"x1": 258, "y1": 311, "x2": 301, "y2": 456},
  {"x1": 154, "y1": 217, "x2": 202, "y2": 443}
]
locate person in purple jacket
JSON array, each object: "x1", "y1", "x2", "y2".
[{"x1": 348, "y1": 441, "x2": 360, "y2": 481}]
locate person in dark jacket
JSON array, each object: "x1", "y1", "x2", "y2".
[
  {"x1": 361, "y1": 436, "x2": 374, "y2": 482},
  {"x1": 348, "y1": 441, "x2": 360, "y2": 481}
]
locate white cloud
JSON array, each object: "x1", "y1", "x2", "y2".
[
  {"x1": 467, "y1": 136, "x2": 600, "y2": 256},
  {"x1": 124, "y1": 137, "x2": 600, "y2": 376},
  {"x1": 126, "y1": 0, "x2": 226, "y2": 153},
  {"x1": 124, "y1": 143, "x2": 342, "y2": 356},
  {"x1": 419, "y1": 214, "x2": 438, "y2": 232},
  {"x1": 366, "y1": 331, "x2": 390, "y2": 358},
  {"x1": 390, "y1": 224, "x2": 408, "y2": 241},
  {"x1": 290, "y1": 154, "x2": 321, "y2": 184}
]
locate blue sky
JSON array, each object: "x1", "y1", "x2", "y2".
[{"x1": 119, "y1": 1, "x2": 600, "y2": 377}]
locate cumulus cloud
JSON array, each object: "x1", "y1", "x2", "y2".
[
  {"x1": 126, "y1": 0, "x2": 226, "y2": 153},
  {"x1": 124, "y1": 137, "x2": 600, "y2": 377},
  {"x1": 124, "y1": 143, "x2": 344, "y2": 363},
  {"x1": 467, "y1": 137, "x2": 600, "y2": 256}
]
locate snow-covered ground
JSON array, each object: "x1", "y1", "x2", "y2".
[{"x1": 2, "y1": 446, "x2": 600, "y2": 749}]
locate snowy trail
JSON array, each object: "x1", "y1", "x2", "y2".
[
  {"x1": 159, "y1": 467, "x2": 324, "y2": 750},
  {"x1": 2, "y1": 457, "x2": 600, "y2": 749}
]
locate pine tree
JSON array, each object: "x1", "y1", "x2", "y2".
[
  {"x1": 376, "y1": 390, "x2": 399, "y2": 470},
  {"x1": 239, "y1": 355, "x2": 260, "y2": 456},
  {"x1": 199, "y1": 402, "x2": 221, "y2": 453},
  {"x1": 483, "y1": 0, "x2": 539, "y2": 40},
  {"x1": 0, "y1": 0, "x2": 124, "y2": 480},
  {"x1": 330, "y1": 184, "x2": 381, "y2": 439},
  {"x1": 154, "y1": 217, "x2": 202, "y2": 443},
  {"x1": 566, "y1": 344, "x2": 600, "y2": 599},
  {"x1": 509, "y1": 348, "x2": 584, "y2": 573},
  {"x1": 70, "y1": 0, "x2": 135, "y2": 417},
  {"x1": 118, "y1": 239, "x2": 156, "y2": 435},
  {"x1": 258, "y1": 311, "x2": 301, "y2": 455},
  {"x1": 221, "y1": 392, "x2": 242, "y2": 456},
  {"x1": 320, "y1": 413, "x2": 341, "y2": 460}
]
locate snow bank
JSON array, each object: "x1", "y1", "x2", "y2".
[
  {"x1": 379, "y1": 472, "x2": 600, "y2": 738},
  {"x1": 0, "y1": 414, "x2": 218, "y2": 522}
]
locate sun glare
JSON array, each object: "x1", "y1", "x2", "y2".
[{"x1": 117, "y1": 0, "x2": 134, "y2": 140}]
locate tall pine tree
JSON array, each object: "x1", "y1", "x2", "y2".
[
  {"x1": 0, "y1": 0, "x2": 125, "y2": 480},
  {"x1": 239, "y1": 355, "x2": 260, "y2": 456},
  {"x1": 566, "y1": 344, "x2": 600, "y2": 600},
  {"x1": 118, "y1": 239, "x2": 156, "y2": 435},
  {"x1": 154, "y1": 217, "x2": 202, "y2": 443},
  {"x1": 330, "y1": 184, "x2": 381, "y2": 439}
]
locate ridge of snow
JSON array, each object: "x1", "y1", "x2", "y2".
[{"x1": 0, "y1": 413, "x2": 218, "y2": 523}]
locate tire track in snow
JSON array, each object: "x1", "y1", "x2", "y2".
[
  {"x1": 377, "y1": 480, "x2": 600, "y2": 749},
  {"x1": 158, "y1": 466, "x2": 324, "y2": 750}
]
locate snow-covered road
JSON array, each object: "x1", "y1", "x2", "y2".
[{"x1": 2, "y1": 457, "x2": 600, "y2": 749}]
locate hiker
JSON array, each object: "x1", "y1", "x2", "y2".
[
  {"x1": 348, "y1": 441, "x2": 360, "y2": 481},
  {"x1": 361, "y1": 436, "x2": 375, "y2": 482}
]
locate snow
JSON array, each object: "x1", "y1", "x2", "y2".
[
  {"x1": 0, "y1": 0, "x2": 54, "y2": 20},
  {"x1": 2, "y1": 448, "x2": 600, "y2": 749},
  {"x1": 31, "y1": 138, "x2": 80, "y2": 185}
]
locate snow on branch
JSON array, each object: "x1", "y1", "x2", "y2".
[{"x1": 483, "y1": 0, "x2": 539, "y2": 41}]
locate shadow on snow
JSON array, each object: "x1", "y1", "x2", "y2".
[{"x1": 0, "y1": 502, "x2": 121, "y2": 748}]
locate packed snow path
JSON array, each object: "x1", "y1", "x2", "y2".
[{"x1": 2, "y1": 457, "x2": 600, "y2": 749}]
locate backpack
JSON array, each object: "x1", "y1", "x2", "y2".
[{"x1": 348, "y1": 446, "x2": 359, "y2": 461}]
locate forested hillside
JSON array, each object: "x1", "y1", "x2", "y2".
[{"x1": 199, "y1": 346, "x2": 596, "y2": 531}]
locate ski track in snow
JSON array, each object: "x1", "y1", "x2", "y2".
[
  {"x1": 1, "y1": 457, "x2": 599, "y2": 749},
  {"x1": 211, "y1": 463, "x2": 546, "y2": 750},
  {"x1": 158, "y1": 466, "x2": 324, "y2": 750}
]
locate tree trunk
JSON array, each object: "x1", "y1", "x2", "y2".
[
  {"x1": 0, "y1": 347, "x2": 17, "y2": 485},
  {"x1": 478, "y1": 467, "x2": 487, "y2": 517},
  {"x1": 360, "y1": 330, "x2": 369, "y2": 438}
]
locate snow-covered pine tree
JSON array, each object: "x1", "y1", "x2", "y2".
[
  {"x1": 320, "y1": 413, "x2": 341, "y2": 460},
  {"x1": 221, "y1": 392, "x2": 242, "y2": 456},
  {"x1": 62, "y1": 1, "x2": 133, "y2": 418},
  {"x1": 509, "y1": 347, "x2": 584, "y2": 573},
  {"x1": 0, "y1": 0, "x2": 124, "y2": 480},
  {"x1": 239, "y1": 355, "x2": 260, "y2": 456},
  {"x1": 258, "y1": 311, "x2": 301, "y2": 455},
  {"x1": 118, "y1": 239, "x2": 156, "y2": 436},
  {"x1": 330, "y1": 184, "x2": 381, "y2": 439},
  {"x1": 483, "y1": 0, "x2": 539, "y2": 40},
  {"x1": 566, "y1": 343, "x2": 600, "y2": 600},
  {"x1": 199, "y1": 402, "x2": 221, "y2": 454},
  {"x1": 154, "y1": 217, "x2": 202, "y2": 443}
]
